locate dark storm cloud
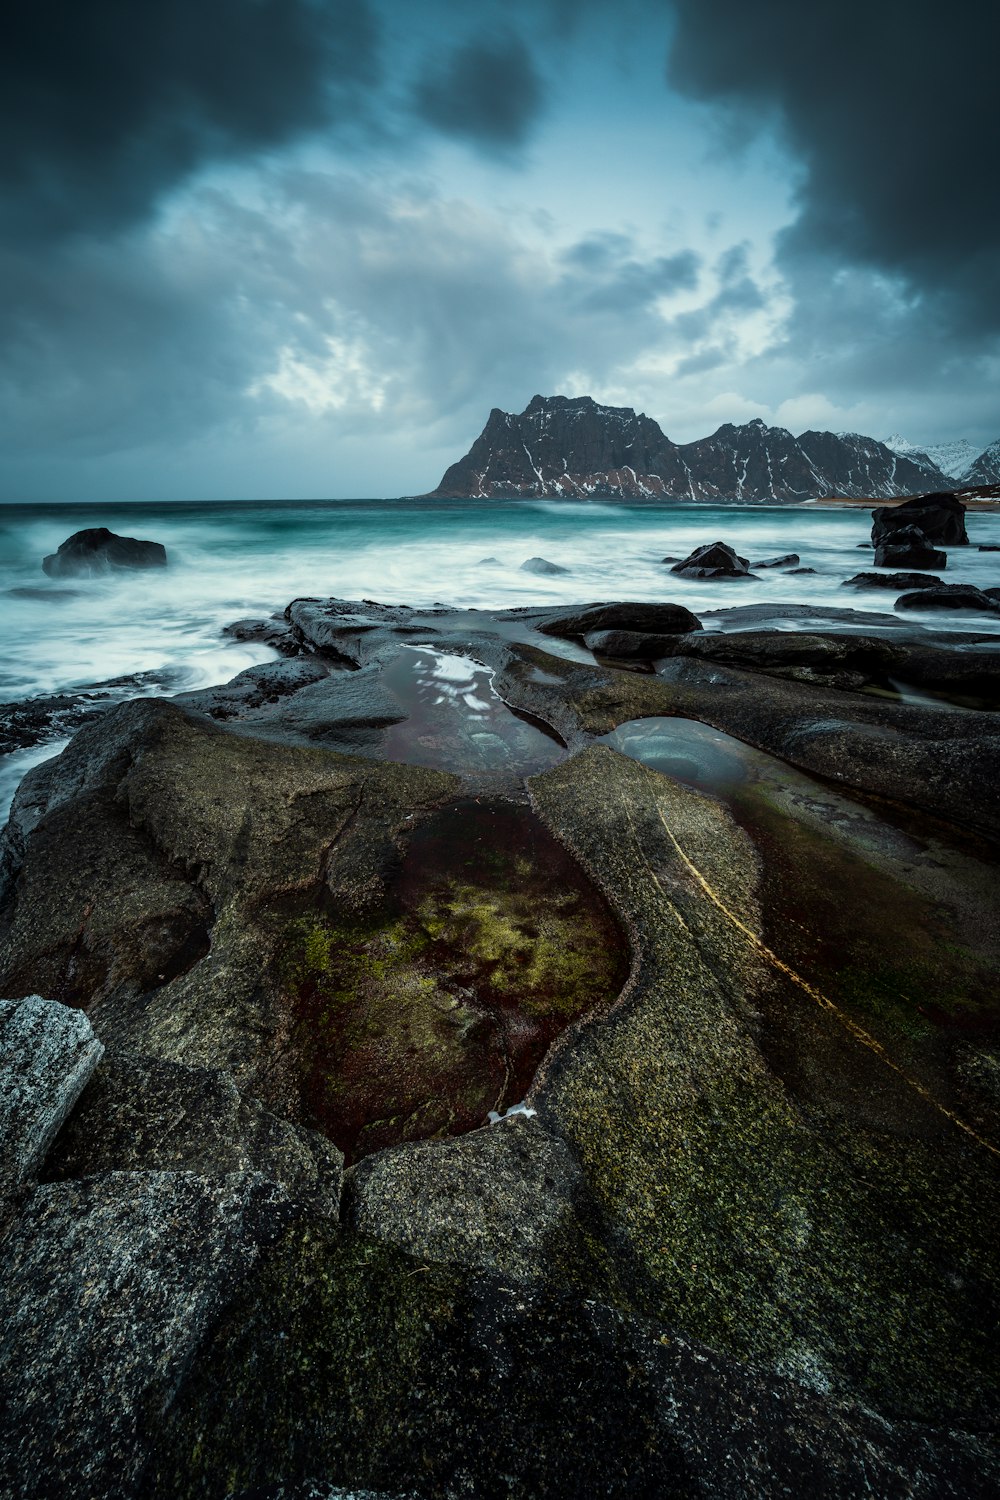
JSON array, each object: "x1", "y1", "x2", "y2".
[
  {"x1": 667, "y1": 0, "x2": 1000, "y2": 333},
  {"x1": 412, "y1": 32, "x2": 544, "y2": 150},
  {"x1": 1, "y1": 0, "x2": 380, "y2": 239},
  {"x1": 565, "y1": 241, "x2": 702, "y2": 313}
]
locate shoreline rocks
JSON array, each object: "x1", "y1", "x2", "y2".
[{"x1": 1, "y1": 596, "x2": 999, "y2": 1498}]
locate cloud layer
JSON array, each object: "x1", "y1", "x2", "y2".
[
  {"x1": 0, "y1": 0, "x2": 995, "y2": 499},
  {"x1": 2, "y1": 0, "x2": 380, "y2": 238},
  {"x1": 667, "y1": 0, "x2": 1000, "y2": 335}
]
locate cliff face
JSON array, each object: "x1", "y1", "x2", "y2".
[{"x1": 427, "y1": 395, "x2": 948, "y2": 501}]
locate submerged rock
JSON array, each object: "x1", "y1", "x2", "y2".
[
  {"x1": 669, "y1": 541, "x2": 753, "y2": 579},
  {"x1": 42, "y1": 527, "x2": 167, "y2": 577},
  {"x1": 520, "y1": 556, "x2": 570, "y2": 575},
  {"x1": 841, "y1": 571, "x2": 945, "y2": 590},
  {"x1": 751, "y1": 552, "x2": 800, "y2": 568}
]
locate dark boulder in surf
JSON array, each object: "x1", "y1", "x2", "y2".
[
  {"x1": 521, "y1": 556, "x2": 570, "y2": 576},
  {"x1": 669, "y1": 542, "x2": 753, "y2": 579},
  {"x1": 895, "y1": 585, "x2": 1000, "y2": 615},
  {"x1": 42, "y1": 527, "x2": 167, "y2": 578},
  {"x1": 871, "y1": 492, "x2": 968, "y2": 549},
  {"x1": 842, "y1": 571, "x2": 944, "y2": 591},
  {"x1": 874, "y1": 526, "x2": 946, "y2": 570}
]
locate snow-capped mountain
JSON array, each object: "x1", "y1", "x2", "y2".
[
  {"x1": 427, "y1": 396, "x2": 948, "y2": 502},
  {"x1": 884, "y1": 433, "x2": 982, "y2": 481},
  {"x1": 961, "y1": 438, "x2": 1000, "y2": 488}
]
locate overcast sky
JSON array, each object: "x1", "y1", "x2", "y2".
[{"x1": 3, "y1": 0, "x2": 998, "y2": 501}]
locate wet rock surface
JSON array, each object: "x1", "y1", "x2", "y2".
[
  {"x1": 1, "y1": 590, "x2": 999, "y2": 1498},
  {"x1": 535, "y1": 598, "x2": 702, "y2": 639},
  {"x1": 0, "y1": 667, "x2": 186, "y2": 756}
]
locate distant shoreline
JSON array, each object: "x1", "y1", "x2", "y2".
[{"x1": 801, "y1": 494, "x2": 1000, "y2": 512}]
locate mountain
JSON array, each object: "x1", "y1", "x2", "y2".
[
  {"x1": 427, "y1": 395, "x2": 948, "y2": 501},
  {"x1": 962, "y1": 438, "x2": 1000, "y2": 487},
  {"x1": 884, "y1": 433, "x2": 982, "y2": 480},
  {"x1": 884, "y1": 432, "x2": 1000, "y2": 486}
]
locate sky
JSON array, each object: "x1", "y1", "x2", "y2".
[{"x1": 2, "y1": 0, "x2": 998, "y2": 501}]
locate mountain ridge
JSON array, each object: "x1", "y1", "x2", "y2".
[{"x1": 426, "y1": 395, "x2": 997, "y2": 502}]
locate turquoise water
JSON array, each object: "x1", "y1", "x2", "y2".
[{"x1": 2, "y1": 496, "x2": 999, "y2": 706}]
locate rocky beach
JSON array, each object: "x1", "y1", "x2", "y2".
[{"x1": 1, "y1": 487, "x2": 999, "y2": 1499}]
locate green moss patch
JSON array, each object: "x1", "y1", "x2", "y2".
[{"x1": 280, "y1": 799, "x2": 627, "y2": 1161}]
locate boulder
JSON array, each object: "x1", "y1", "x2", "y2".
[
  {"x1": 842, "y1": 572, "x2": 945, "y2": 591},
  {"x1": 895, "y1": 586, "x2": 1000, "y2": 615},
  {"x1": 669, "y1": 541, "x2": 753, "y2": 579},
  {"x1": 874, "y1": 525, "x2": 947, "y2": 569},
  {"x1": 535, "y1": 601, "x2": 701, "y2": 639},
  {"x1": 979, "y1": 544, "x2": 1000, "y2": 552},
  {"x1": 520, "y1": 556, "x2": 570, "y2": 576},
  {"x1": 584, "y1": 629, "x2": 681, "y2": 660},
  {"x1": 786, "y1": 566, "x2": 816, "y2": 574},
  {"x1": 751, "y1": 553, "x2": 800, "y2": 569},
  {"x1": 42, "y1": 527, "x2": 167, "y2": 578},
  {"x1": 871, "y1": 492, "x2": 968, "y2": 549},
  {"x1": 0, "y1": 996, "x2": 103, "y2": 1213}
]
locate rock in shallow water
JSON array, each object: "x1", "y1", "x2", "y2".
[
  {"x1": 871, "y1": 491, "x2": 969, "y2": 548},
  {"x1": 669, "y1": 541, "x2": 754, "y2": 579},
  {"x1": 841, "y1": 570, "x2": 944, "y2": 590},
  {"x1": 2, "y1": 610, "x2": 1000, "y2": 1498},
  {"x1": 520, "y1": 556, "x2": 570, "y2": 575},
  {"x1": 42, "y1": 527, "x2": 167, "y2": 578},
  {"x1": 751, "y1": 552, "x2": 800, "y2": 568},
  {"x1": 874, "y1": 524, "x2": 947, "y2": 570},
  {"x1": 896, "y1": 584, "x2": 1000, "y2": 614}
]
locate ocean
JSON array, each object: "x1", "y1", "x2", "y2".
[{"x1": 2, "y1": 495, "x2": 999, "y2": 816}]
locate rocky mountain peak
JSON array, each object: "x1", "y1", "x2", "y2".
[{"x1": 426, "y1": 395, "x2": 954, "y2": 501}]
